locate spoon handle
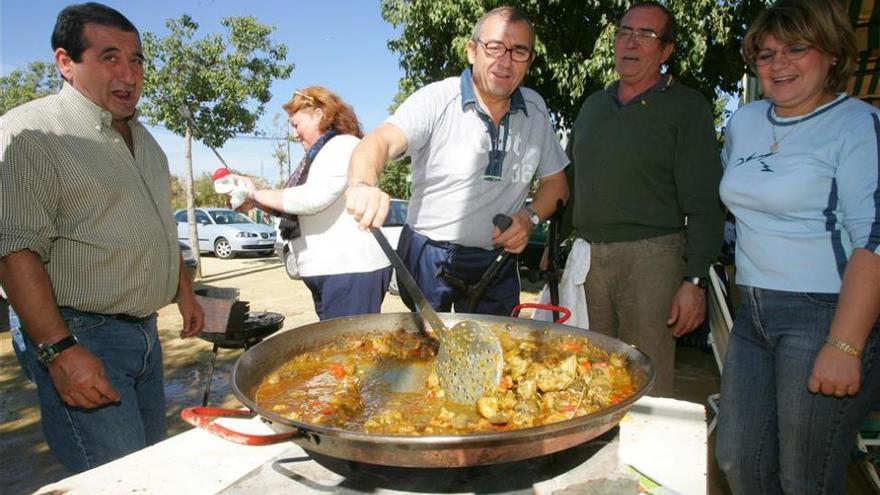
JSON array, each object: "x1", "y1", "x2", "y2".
[{"x1": 371, "y1": 228, "x2": 447, "y2": 337}]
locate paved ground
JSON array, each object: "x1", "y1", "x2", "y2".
[{"x1": 1, "y1": 254, "x2": 725, "y2": 494}]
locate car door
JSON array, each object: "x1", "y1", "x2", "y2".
[
  {"x1": 194, "y1": 210, "x2": 215, "y2": 252},
  {"x1": 176, "y1": 210, "x2": 213, "y2": 253},
  {"x1": 175, "y1": 210, "x2": 191, "y2": 247}
]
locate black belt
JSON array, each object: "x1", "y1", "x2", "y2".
[
  {"x1": 59, "y1": 307, "x2": 150, "y2": 323},
  {"x1": 110, "y1": 313, "x2": 149, "y2": 323}
]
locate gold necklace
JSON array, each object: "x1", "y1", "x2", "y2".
[{"x1": 770, "y1": 114, "x2": 808, "y2": 153}]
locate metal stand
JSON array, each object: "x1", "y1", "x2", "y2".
[
  {"x1": 201, "y1": 343, "x2": 220, "y2": 407},
  {"x1": 199, "y1": 311, "x2": 284, "y2": 406}
]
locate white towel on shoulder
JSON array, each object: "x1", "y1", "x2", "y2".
[{"x1": 532, "y1": 238, "x2": 590, "y2": 329}]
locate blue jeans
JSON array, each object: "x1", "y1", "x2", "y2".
[
  {"x1": 303, "y1": 266, "x2": 392, "y2": 320},
  {"x1": 21, "y1": 308, "x2": 166, "y2": 472},
  {"x1": 716, "y1": 286, "x2": 880, "y2": 494}
]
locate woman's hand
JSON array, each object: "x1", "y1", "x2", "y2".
[
  {"x1": 808, "y1": 344, "x2": 862, "y2": 396},
  {"x1": 234, "y1": 198, "x2": 254, "y2": 213},
  {"x1": 228, "y1": 174, "x2": 257, "y2": 198}
]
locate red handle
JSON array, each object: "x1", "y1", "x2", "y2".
[
  {"x1": 180, "y1": 407, "x2": 299, "y2": 445},
  {"x1": 511, "y1": 303, "x2": 571, "y2": 324}
]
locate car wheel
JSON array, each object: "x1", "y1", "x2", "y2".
[
  {"x1": 282, "y1": 249, "x2": 299, "y2": 279},
  {"x1": 214, "y1": 238, "x2": 234, "y2": 259},
  {"x1": 388, "y1": 269, "x2": 399, "y2": 295}
]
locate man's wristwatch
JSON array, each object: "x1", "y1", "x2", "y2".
[
  {"x1": 524, "y1": 205, "x2": 541, "y2": 228},
  {"x1": 36, "y1": 335, "x2": 79, "y2": 365},
  {"x1": 683, "y1": 276, "x2": 708, "y2": 290}
]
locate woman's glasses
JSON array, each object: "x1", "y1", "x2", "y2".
[
  {"x1": 294, "y1": 90, "x2": 315, "y2": 102},
  {"x1": 754, "y1": 45, "x2": 811, "y2": 66}
]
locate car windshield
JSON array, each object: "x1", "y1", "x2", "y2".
[
  {"x1": 209, "y1": 210, "x2": 253, "y2": 225},
  {"x1": 385, "y1": 201, "x2": 408, "y2": 226}
]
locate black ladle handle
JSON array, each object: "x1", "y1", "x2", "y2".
[{"x1": 371, "y1": 227, "x2": 446, "y2": 337}]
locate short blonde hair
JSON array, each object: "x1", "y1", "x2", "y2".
[
  {"x1": 282, "y1": 86, "x2": 363, "y2": 138},
  {"x1": 742, "y1": 0, "x2": 856, "y2": 91}
]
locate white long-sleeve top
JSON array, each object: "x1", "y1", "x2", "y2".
[{"x1": 281, "y1": 134, "x2": 389, "y2": 277}]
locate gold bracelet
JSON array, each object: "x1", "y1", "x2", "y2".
[{"x1": 825, "y1": 335, "x2": 862, "y2": 359}]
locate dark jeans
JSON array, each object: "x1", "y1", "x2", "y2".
[
  {"x1": 716, "y1": 286, "x2": 880, "y2": 494},
  {"x1": 21, "y1": 308, "x2": 165, "y2": 472},
  {"x1": 397, "y1": 225, "x2": 520, "y2": 316}
]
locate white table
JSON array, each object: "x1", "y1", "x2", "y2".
[{"x1": 36, "y1": 396, "x2": 706, "y2": 495}]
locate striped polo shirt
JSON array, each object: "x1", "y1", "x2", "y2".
[{"x1": 0, "y1": 83, "x2": 180, "y2": 317}]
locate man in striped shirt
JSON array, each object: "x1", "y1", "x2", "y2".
[{"x1": 0, "y1": 3, "x2": 204, "y2": 472}]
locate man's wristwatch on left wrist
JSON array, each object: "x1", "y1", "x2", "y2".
[
  {"x1": 524, "y1": 205, "x2": 541, "y2": 228},
  {"x1": 683, "y1": 276, "x2": 708, "y2": 290},
  {"x1": 36, "y1": 335, "x2": 79, "y2": 365}
]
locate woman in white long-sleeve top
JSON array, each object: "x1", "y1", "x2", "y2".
[{"x1": 235, "y1": 87, "x2": 391, "y2": 320}]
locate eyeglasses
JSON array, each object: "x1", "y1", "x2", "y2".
[
  {"x1": 293, "y1": 90, "x2": 315, "y2": 103},
  {"x1": 476, "y1": 39, "x2": 533, "y2": 63},
  {"x1": 753, "y1": 44, "x2": 811, "y2": 66},
  {"x1": 614, "y1": 26, "x2": 663, "y2": 43}
]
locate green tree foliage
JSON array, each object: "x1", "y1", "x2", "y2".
[
  {"x1": 380, "y1": 0, "x2": 769, "y2": 128},
  {"x1": 140, "y1": 14, "x2": 293, "y2": 275},
  {"x1": 379, "y1": 159, "x2": 411, "y2": 199},
  {"x1": 140, "y1": 15, "x2": 293, "y2": 147},
  {"x1": 0, "y1": 61, "x2": 62, "y2": 115}
]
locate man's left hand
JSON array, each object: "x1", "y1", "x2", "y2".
[
  {"x1": 666, "y1": 282, "x2": 706, "y2": 337},
  {"x1": 492, "y1": 210, "x2": 532, "y2": 254},
  {"x1": 177, "y1": 290, "x2": 205, "y2": 338}
]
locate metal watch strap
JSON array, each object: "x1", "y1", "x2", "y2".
[
  {"x1": 36, "y1": 335, "x2": 79, "y2": 364},
  {"x1": 525, "y1": 205, "x2": 540, "y2": 227},
  {"x1": 683, "y1": 276, "x2": 708, "y2": 290}
]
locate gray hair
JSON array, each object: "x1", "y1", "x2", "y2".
[{"x1": 470, "y1": 6, "x2": 535, "y2": 47}]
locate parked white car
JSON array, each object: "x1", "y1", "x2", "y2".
[{"x1": 175, "y1": 208, "x2": 275, "y2": 259}]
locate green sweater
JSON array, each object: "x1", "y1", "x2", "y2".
[{"x1": 564, "y1": 78, "x2": 724, "y2": 278}]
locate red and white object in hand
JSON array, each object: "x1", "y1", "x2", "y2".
[{"x1": 212, "y1": 168, "x2": 249, "y2": 209}]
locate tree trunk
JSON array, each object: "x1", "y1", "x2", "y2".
[{"x1": 184, "y1": 125, "x2": 202, "y2": 278}]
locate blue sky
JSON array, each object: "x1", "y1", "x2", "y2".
[{"x1": 0, "y1": 0, "x2": 403, "y2": 181}]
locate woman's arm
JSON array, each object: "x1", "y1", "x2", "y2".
[
  {"x1": 808, "y1": 249, "x2": 880, "y2": 396},
  {"x1": 236, "y1": 137, "x2": 356, "y2": 215}
]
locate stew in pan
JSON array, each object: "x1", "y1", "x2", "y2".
[{"x1": 255, "y1": 327, "x2": 635, "y2": 435}]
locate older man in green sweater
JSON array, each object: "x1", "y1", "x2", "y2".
[{"x1": 564, "y1": 1, "x2": 723, "y2": 396}]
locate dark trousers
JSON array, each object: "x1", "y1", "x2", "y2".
[
  {"x1": 396, "y1": 225, "x2": 519, "y2": 316},
  {"x1": 303, "y1": 266, "x2": 392, "y2": 320}
]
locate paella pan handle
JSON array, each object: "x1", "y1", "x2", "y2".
[
  {"x1": 511, "y1": 303, "x2": 571, "y2": 324},
  {"x1": 180, "y1": 407, "x2": 299, "y2": 445}
]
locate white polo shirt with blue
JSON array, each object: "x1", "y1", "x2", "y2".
[
  {"x1": 386, "y1": 67, "x2": 568, "y2": 250},
  {"x1": 720, "y1": 94, "x2": 880, "y2": 293}
]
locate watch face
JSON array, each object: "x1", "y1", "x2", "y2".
[
  {"x1": 36, "y1": 335, "x2": 78, "y2": 364},
  {"x1": 36, "y1": 345, "x2": 56, "y2": 364}
]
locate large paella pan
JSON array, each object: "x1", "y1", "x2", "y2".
[{"x1": 187, "y1": 312, "x2": 654, "y2": 468}]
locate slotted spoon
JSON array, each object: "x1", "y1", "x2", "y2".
[{"x1": 371, "y1": 228, "x2": 503, "y2": 404}]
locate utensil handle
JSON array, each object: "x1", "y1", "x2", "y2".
[
  {"x1": 371, "y1": 228, "x2": 446, "y2": 335},
  {"x1": 466, "y1": 214, "x2": 514, "y2": 312},
  {"x1": 180, "y1": 407, "x2": 298, "y2": 445},
  {"x1": 511, "y1": 303, "x2": 572, "y2": 324}
]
